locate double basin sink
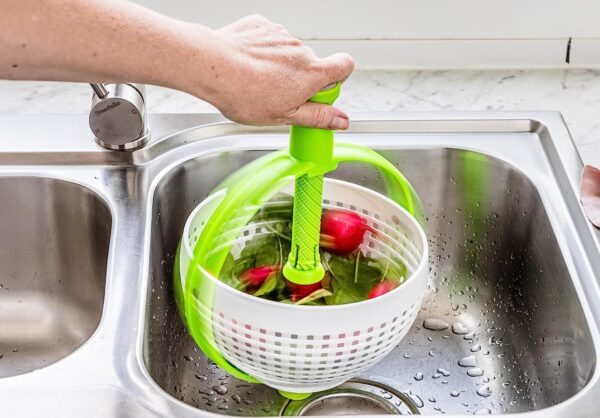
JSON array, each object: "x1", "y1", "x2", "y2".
[{"x1": 1, "y1": 112, "x2": 599, "y2": 417}]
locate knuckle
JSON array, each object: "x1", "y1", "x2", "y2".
[
  {"x1": 306, "y1": 58, "x2": 323, "y2": 73},
  {"x1": 341, "y1": 53, "x2": 355, "y2": 71},
  {"x1": 289, "y1": 38, "x2": 303, "y2": 47},
  {"x1": 283, "y1": 105, "x2": 300, "y2": 121},
  {"x1": 310, "y1": 108, "x2": 328, "y2": 127},
  {"x1": 245, "y1": 14, "x2": 270, "y2": 26}
]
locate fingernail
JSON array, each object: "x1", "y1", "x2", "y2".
[{"x1": 331, "y1": 116, "x2": 349, "y2": 130}]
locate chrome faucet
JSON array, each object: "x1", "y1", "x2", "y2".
[{"x1": 89, "y1": 83, "x2": 149, "y2": 150}]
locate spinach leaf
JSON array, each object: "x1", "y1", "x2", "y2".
[
  {"x1": 371, "y1": 257, "x2": 408, "y2": 283},
  {"x1": 219, "y1": 252, "x2": 246, "y2": 291},
  {"x1": 323, "y1": 252, "x2": 383, "y2": 305},
  {"x1": 295, "y1": 288, "x2": 333, "y2": 305},
  {"x1": 217, "y1": 194, "x2": 409, "y2": 305},
  {"x1": 253, "y1": 273, "x2": 278, "y2": 297}
]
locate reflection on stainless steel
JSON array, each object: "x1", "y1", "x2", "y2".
[
  {"x1": 89, "y1": 83, "x2": 148, "y2": 150},
  {"x1": 0, "y1": 177, "x2": 111, "y2": 377},
  {"x1": 299, "y1": 394, "x2": 395, "y2": 416},
  {"x1": 280, "y1": 380, "x2": 419, "y2": 415},
  {"x1": 1, "y1": 112, "x2": 600, "y2": 418},
  {"x1": 145, "y1": 146, "x2": 595, "y2": 415}
]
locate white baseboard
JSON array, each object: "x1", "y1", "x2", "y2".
[
  {"x1": 570, "y1": 39, "x2": 600, "y2": 67},
  {"x1": 136, "y1": 0, "x2": 600, "y2": 69},
  {"x1": 307, "y1": 39, "x2": 599, "y2": 69}
]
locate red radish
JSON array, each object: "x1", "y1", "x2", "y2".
[
  {"x1": 241, "y1": 266, "x2": 279, "y2": 288},
  {"x1": 286, "y1": 280, "x2": 323, "y2": 302},
  {"x1": 320, "y1": 210, "x2": 374, "y2": 254},
  {"x1": 368, "y1": 280, "x2": 397, "y2": 299}
]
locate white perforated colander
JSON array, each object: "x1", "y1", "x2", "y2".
[{"x1": 178, "y1": 178, "x2": 428, "y2": 394}]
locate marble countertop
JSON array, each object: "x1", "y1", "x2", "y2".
[{"x1": 1, "y1": 69, "x2": 599, "y2": 166}]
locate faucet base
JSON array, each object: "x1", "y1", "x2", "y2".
[{"x1": 94, "y1": 129, "x2": 149, "y2": 151}]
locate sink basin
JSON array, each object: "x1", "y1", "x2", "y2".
[
  {"x1": 1, "y1": 112, "x2": 600, "y2": 417},
  {"x1": 0, "y1": 177, "x2": 111, "y2": 377},
  {"x1": 144, "y1": 146, "x2": 595, "y2": 415}
]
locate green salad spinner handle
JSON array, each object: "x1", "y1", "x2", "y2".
[{"x1": 283, "y1": 82, "x2": 341, "y2": 285}]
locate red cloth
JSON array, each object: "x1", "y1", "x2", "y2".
[{"x1": 580, "y1": 165, "x2": 600, "y2": 228}]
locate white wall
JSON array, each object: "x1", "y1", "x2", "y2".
[{"x1": 136, "y1": 0, "x2": 600, "y2": 69}]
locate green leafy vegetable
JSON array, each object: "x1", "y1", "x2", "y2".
[
  {"x1": 323, "y1": 252, "x2": 383, "y2": 305},
  {"x1": 295, "y1": 288, "x2": 333, "y2": 305},
  {"x1": 253, "y1": 273, "x2": 278, "y2": 296},
  {"x1": 216, "y1": 196, "x2": 407, "y2": 305}
]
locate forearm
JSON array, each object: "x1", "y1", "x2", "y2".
[
  {"x1": 0, "y1": 1, "x2": 354, "y2": 129},
  {"x1": 0, "y1": 0, "x2": 215, "y2": 95}
]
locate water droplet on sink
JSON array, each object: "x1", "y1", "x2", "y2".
[
  {"x1": 429, "y1": 397, "x2": 436, "y2": 403},
  {"x1": 470, "y1": 344, "x2": 482, "y2": 352},
  {"x1": 232, "y1": 394, "x2": 242, "y2": 403},
  {"x1": 432, "y1": 373, "x2": 441, "y2": 379},
  {"x1": 467, "y1": 368, "x2": 484, "y2": 377},
  {"x1": 458, "y1": 355, "x2": 477, "y2": 367},
  {"x1": 473, "y1": 407, "x2": 492, "y2": 414},
  {"x1": 213, "y1": 386, "x2": 228, "y2": 395},
  {"x1": 452, "y1": 322, "x2": 469, "y2": 335},
  {"x1": 184, "y1": 355, "x2": 193, "y2": 362},
  {"x1": 429, "y1": 350, "x2": 437, "y2": 357},
  {"x1": 414, "y1": 372, "x2": 424, "y2": 381},
  {"x1": 194, "y1": 373, "x2": 207, "y2": 381},
  {"x1": 403, "y1": 353, "x2": 411, "y2": 359},
  {"x1": 423, "y1": 318, "x2": 449, "y2": 331},
  {"x1": 476, "y1": 385, "x2": 492, "y2": 398},
  {"x1": 437, "y1": 368, "x2": 451, "y2": 377},
  {"x1": 407, "y1": 392, "x2": 424, "y2": 408},
  {"x1": 450, "y1": 391, "x2": 460, "y2": 397}
]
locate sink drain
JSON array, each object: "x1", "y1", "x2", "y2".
[{"x1": 280, "y1": 380, "x2": 419, "y2": 416}]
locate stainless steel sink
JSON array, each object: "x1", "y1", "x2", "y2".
[
  {"x1": 1, "y1": 112, "x2": 599, "y2": 418},
  {"x1": 0, "y1": 176, "x2": 111, "y2": 377}
]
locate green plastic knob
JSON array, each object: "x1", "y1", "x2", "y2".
[{"x1": 310, "y1": 82, "x2": 341, "y2": 105}]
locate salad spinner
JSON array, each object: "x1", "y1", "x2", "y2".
[{"x1": 175, "y1": 83, "x2": 428, "y2": 398}]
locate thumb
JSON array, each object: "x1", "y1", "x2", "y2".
[{"x1": 285, "y1": 102, "x2": 350, "y2": 130}]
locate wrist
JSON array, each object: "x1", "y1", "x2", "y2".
[{"x1": 163, "y1": 22, "x2": 230, "y2": 103}]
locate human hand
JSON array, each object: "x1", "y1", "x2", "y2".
[
  {"x1": 0, "y1": 2, "x2": 353, "y2": 130},
  {"x1": 200, "y1": 15, "x2": 354, "y2": 129}
]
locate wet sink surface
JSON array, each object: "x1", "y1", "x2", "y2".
[
  {"x1": 0, "y1": 177, "x2": 111, "y2": 377},
  {"x1": 144, "y1": 147, "x2": 595, "y2": 415},
  {"x1": 1, "y1": 112, "x2": 599, "y2": 417}
]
